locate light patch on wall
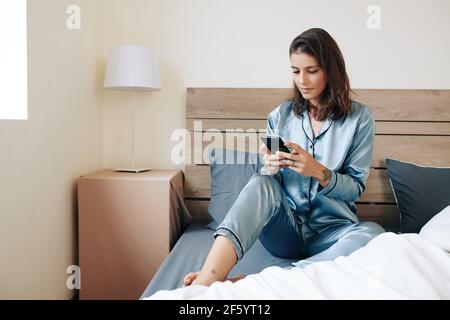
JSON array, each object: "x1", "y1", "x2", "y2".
[{"x1": 0, "y1": 0, "x2": 28, "y2": 120}]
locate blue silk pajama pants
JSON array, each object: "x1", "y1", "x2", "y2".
[{"x1": 214, "y1": 173, "x2": 385, "y2": 267}]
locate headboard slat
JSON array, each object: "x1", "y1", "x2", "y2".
[
  {"x1": 187, "y1": 88, "x2": 450, "y2": 121},
  {"x1": 185, "y1": 133, "x2": 450, "y2": 167},
  {"x1": 185, "y1": 200, "x2": 400, "y2": 231},
  {"x1": 187, "y1": 119, "x2": 450, "y2": 136},
  {"x1": 184, "y1": 166, "x2": 394, "y2": 203}
]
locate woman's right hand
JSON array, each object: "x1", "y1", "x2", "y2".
[{"x1": 260, "y1": 144, "x2": 283, "y2": 175}]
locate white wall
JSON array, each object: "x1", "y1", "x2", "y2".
[
  {"x1": 0, "y1": 0, "x2": 104, "y2": 299},
  {"x1": 102, "y1": 0, "x2": 450, "y2": 170}
]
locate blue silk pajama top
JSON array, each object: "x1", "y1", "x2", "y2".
[{"x1": 266, "y1": 100, "x2": 375, "y2": 234}]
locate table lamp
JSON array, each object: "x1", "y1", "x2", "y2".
[{"x1": 104, "y1": 45, "x2": 161, "y2": 173}]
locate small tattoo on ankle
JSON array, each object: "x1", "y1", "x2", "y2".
[{"x1": 211, "y1": 269, "x2": 217, "y2": 274}]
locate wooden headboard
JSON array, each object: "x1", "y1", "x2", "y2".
[{"x1": 183, "y1": 88, "x2": 450, "y2": 232}]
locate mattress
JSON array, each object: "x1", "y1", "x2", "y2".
[{"x1": 140, "y1": 222, "x2": 297, "y2": 299}]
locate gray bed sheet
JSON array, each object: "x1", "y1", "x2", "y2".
[{"x1": 140, "y1": 222, "x2": 297, "y2": 299}]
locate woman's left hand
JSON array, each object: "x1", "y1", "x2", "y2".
[
  {"x1": 268, "y1": 141, "x2": 332, "y2": 188},
  {"x1": 272, "y1": 141, "x2": 332, "y2": 186},
  {"x1": 275, "y1": 141, "x2": 321, "y2": 177}
]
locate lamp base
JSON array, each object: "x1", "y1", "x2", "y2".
[{"x1": 114, "y1": 168, "x2": 152, "y2": 173}]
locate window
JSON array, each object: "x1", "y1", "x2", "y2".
[{"x1": 0, "y1": 0, "x2": 28, "y2": 120}]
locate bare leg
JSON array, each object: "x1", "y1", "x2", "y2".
[{"x1": 183, "y1": 235, "x2": 238, "y2": 287}]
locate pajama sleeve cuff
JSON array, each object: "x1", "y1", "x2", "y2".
[{"x1": 318, "y1": 170, "x2": 338, "y2": 196}]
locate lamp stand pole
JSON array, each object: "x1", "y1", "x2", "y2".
[
  {"x1": 131, "y1": 90, "x2": 136, "y2": 170},
  {"x1": 114, "y1": 91, "x2": 151, "y2": 173}
]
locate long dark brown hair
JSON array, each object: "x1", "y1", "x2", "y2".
[{"x1": 288, "y1": 28, "x2": 352, "y2": 121}]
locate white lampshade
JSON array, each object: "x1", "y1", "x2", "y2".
[{"x1": 104, "y1": 45, "x2": 161, "y2": 91}]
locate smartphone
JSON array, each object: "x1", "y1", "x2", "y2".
[{"x1": 261, "y1": 135, "x2": 291, "y2": 154}]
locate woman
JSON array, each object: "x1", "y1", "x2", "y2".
[{"x1": 184, "y1": 28, "x2": 385, "y2": 287}]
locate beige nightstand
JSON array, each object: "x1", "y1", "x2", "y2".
[{"x1": 77, "y1": 169, "x2": 191, "y2": 300}]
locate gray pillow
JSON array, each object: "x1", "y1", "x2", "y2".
[
  {"x1": 386, "y1": 158, "x2": 450, "y2": 233},
  {"x1": 207, "y1": 148, "x2": 263, "y2": 230}
]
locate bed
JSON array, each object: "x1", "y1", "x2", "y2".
[
  {"x1": 140, "y1": 88, "x2": 450, "y2": 299},
  {"x1": 146, "y1": 219, "x2": 450, "y2": 299}
]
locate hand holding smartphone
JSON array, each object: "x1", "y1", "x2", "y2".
[
  {"x1": 261, "y1": 135, "x2": 291, "y2": 154},
  {"x1": 260, "y1": 135, "x2": 291, "y2": 176}
]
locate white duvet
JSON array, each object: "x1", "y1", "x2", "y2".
[{"x1": 146, "y1": 206, "x2": 450, "y2": 300}]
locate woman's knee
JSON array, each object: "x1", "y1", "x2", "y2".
[
  {"x1": 336, "y1": 221, "x2": 384, "y2": 243},
  {"x1": 245, "y1": 174, "x2": 283, "y2": 198},
  {"x1": 356, "y1": 221, "x2": 385, "y2": 236},
  {"x1": 248, "y1": 173, "x2": 280, "y2": 189},
  {"x1": 340, "y1": 221, "x2": 385, "y2": 247}
]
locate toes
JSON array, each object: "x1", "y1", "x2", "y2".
[
  {"x1": 183, "y1": 275, "x2": 192, "y2": 284},
  {"x1": 184, "y1": 272, "x2": 195, "y2": 280},
  {"x1": 183, "y1": 272, "x2": 199, "y2": 287},
  {"x1": 228, "y1": 275, "x2": 246, "y2": 283}
]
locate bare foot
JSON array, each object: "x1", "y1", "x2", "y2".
[
  {"x1": 183, "y1": 271, "x2": 246, "y2": 287},
  {"x1": 228, "y1": 275, "x2": 246, "y2": 283},
  {"x1": 183, "y1": 271, "x2": 200, "y2": 287},
  {"x1": 191, "y1": 270, "x2": 222, "y2": 287}
]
